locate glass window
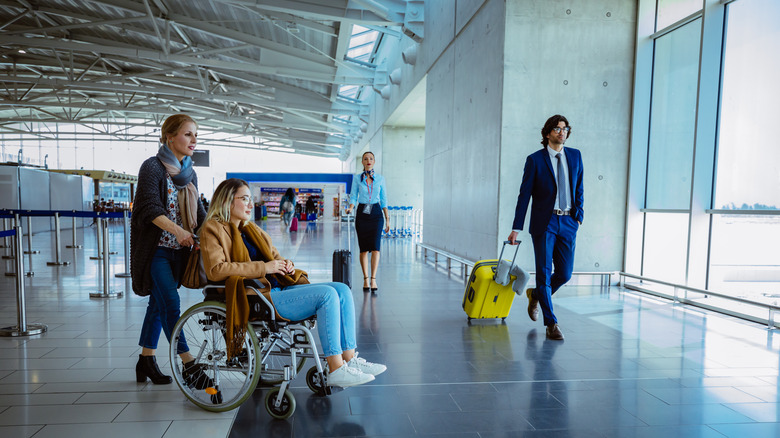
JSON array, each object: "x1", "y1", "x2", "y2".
[
  {"x1": 346, "y1": 25, "x2": 380, "y2": 63},
  {"x1": 656, "y1": 0, "x2": 702, "y2": 31},
  {"x1": 645, "y1": 19, "x2": 701, "y2": 209},
  {"x1": 714, "y1": 0, "x2": 780, "y2": 211},
  {"x1": 709, "y1": 214, "x2": 780, "y2": 300},
  {"x1": 642, "y1": 212, "x2": 689, "y2": 284},
  {"x1": 57, "y1": 139, "x2": 78, "y2": 169}
]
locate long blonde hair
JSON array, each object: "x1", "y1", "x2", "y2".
[{"x1": 205, "y1": 178, "x2": 250, "y2": 225}]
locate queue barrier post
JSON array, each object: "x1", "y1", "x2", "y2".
[
  {"x1": 47, "y1": 212, "x2": 70, "y2": 266},
  {"x1": 66, "y1": 214, "x2": 83, "y2": 249},
  {"x1": 0, "y1": 217, "x2": 8, "y2": 248},
  {"x1": 20, "y1": 214, "x2": 34, "y2": 277},
  {"x1": 89, "y1": 216, "x2": 103, "y2": 260},
  {"x1": 0, "y1": 222, "x2": 47, "y2": 337},
  {"x1": 90, "y1": 216, "x2": 123, "y2": 299},
  {"x1": 23, "y1": 215, "x2": 40, "y2": 255},
  {"x1": 3, "y1": 216, "x2": 17, "y2": 276},
  {"x1": 115, "y1": 210, "x2": 131, "y2": 278},
  {"x1": 2, "y1": 216, "x2": 14, "y2": 263}
]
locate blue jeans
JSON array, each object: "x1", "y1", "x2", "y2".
[
  {"x1": 270, "y1": 282, "x2": 356, "y2": 357},
  {"x1": 531, "y1": 214, "x2": 578, "y2": 327},
  {"x1": 138, "y1": 247, "x2": 189, "y2": 354}
]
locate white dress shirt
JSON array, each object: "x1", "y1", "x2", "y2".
[{"x1": 547, "y1": 145, "x2": 571, "y2": 212}]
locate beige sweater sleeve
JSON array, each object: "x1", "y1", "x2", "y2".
[{"x1": 200, "y1": 220, "x2": 269, "y2": 282}]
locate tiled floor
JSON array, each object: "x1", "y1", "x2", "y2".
[{"x1": 1, "y1": 219, "x2": 780, "y2": 438}]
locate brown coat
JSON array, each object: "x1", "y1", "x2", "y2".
[{"x1": 199, "y1": 219, "x2": 289, "y2": 294}]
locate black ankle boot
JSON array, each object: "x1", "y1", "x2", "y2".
[
  {"x1": 136, "y1": 354, "x2": 172, "y2": 384},
  {"x1": 183, "y1": 360, "x2": 214, "y2": 390}
]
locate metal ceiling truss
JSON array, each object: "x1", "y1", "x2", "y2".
[{"x1": 0, "y1": 0, "x2": 423, "y2": 159}]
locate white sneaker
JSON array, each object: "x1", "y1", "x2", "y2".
[
  {"x1": 347, "y1": 353, "x2": 387, "y2": 376},
  {"x1": 327, "y1": 364, "x2": 375, "y2": 387}
]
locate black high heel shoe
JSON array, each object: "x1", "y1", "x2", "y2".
[
  {"x1": 136, "y1": 354, "x2": 172, "y2": 384},
  {"x1": 362, "y1": 276, "x2": 370, "y2": 293},
  {"x1": 183, "y1": 360, "x2": 214, "y2": 390},
  {"x1": 370, "y1": 276, "x2": 378, "y2": 294}
]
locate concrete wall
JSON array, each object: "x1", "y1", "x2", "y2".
[
  {"x1": 498, "y1": 0, "x2": 637, "y2": 271},
  {"x1": 382, "y1": 127, "x2": 425, "y2": 210},
  {"x1": 424, "y1": 0, "x2": 506, "y2": 261}
]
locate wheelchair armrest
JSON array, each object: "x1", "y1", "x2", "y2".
[{"x1": 201, "y1": 279, "x2": 276, "y2": 323}]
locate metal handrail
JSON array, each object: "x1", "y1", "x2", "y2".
[
  {"x1": 618, "y1": 271, "x2": 780, "y2": 329},
  {"x1": 418, "y1": 242, "x2": 614, "y2": 286}
]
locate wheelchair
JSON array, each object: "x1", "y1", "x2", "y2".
[{"x1": 169, "y1": 282, "x2": 332, "y2": 419}]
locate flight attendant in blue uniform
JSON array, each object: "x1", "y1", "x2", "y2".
[
  {"x1": 508, "y1": 115, "x2": 584, "y2": 341},
  {"x1": 345, "y1": 152, "x2": 390, "y2": 294}
]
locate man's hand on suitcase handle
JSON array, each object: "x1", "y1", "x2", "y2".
[{"x1": 507, "y1": 231, "x2": 520, "y2": 245}]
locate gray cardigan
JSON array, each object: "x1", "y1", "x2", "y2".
[{"x1": 130, "y1": 156, "x2": 206, "y2": 296}]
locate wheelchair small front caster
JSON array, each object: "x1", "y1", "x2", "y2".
[
  {"x1": 306, "y1": 366, "x2": 329, "y2": 396},
  {"x1": 265, "y1": 388, "x2": 296, "y2": 420}
]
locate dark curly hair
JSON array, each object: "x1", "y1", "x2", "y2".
[{"x1": 540, "y1": 115, "x2": 571, "y2": 146}]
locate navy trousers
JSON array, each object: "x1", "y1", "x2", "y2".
[{"x1": 531, "y1": 214, "x2": 578, "y2": 327}]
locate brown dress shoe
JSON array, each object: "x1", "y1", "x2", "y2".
[
  {"x1": 546, "y1": 324, "x2": 564, "y2": 340},
  {"x1": 526, "y1": 288, "x2": 539, "y2": 321}
]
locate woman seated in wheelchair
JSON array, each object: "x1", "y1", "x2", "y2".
[{"x1": 199, "y1": 178, "x2": 386, "y2": 387}]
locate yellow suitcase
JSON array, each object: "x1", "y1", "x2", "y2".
[{"x1": 462, "y1": 242, "x2": 520, "y2": 321}]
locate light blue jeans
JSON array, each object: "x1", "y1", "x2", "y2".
[{"x1": 270, "y1": 282, "x2": 356, "y2": 357}]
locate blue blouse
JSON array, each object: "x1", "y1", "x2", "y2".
[
  {"x1": 242, "y1": 232, "x2": 280, "y2": 289},
  {"x1": 349, "y1": 172, "x2": 387, "y2": 208}
]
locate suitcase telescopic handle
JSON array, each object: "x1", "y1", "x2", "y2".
[
  {"x1": 494, "y1": 240, "x2": 521, "y2": 280},
  {"x1": 342, "y1": 210, "x2": 353, "y2": 250}
]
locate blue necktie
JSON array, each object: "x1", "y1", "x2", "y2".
[{"x1": 556, "y1": 153, "x2": 566, "y2": 211}]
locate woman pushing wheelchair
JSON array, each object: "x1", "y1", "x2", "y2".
[{"x1": 199, "y1": 178, "x2": 386, "y2": 388}]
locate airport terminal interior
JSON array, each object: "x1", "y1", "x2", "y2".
[
  {"x1": 1, "y1": 0, "x2": 779, "y2": 437},
  {"x1": 2, "y1": 220, "x2": 780, "y2": 438}
]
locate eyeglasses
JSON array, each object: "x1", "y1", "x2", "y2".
[
  {"x1": 552, "y1": 127, "x2": 570, "y2": 133},
  {"x1": 234, "y1": 195, "x2": 252, "y2": 205}
]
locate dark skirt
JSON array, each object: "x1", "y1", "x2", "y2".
[{"x1": 354, "y1": 203, "x2": 383, "y2": 252}]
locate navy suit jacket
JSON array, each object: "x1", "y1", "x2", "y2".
[{"x1": 512, "y1": 146, "x2": 584, "y2": 236}]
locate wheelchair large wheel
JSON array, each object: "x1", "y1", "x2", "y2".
[
  {"x1": 265, "y1": 387, "x2": 296, "y2": 420},
  {"x1": 256, "y1": 330, "x2": 307, "y2": 386},
  {"x1": 170, "y1": 302, "x2": 260, "y2": 412}
]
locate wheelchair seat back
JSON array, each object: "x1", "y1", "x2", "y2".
[{"x1": 202, "y1": 281, "x2": 275, "y2": 323}]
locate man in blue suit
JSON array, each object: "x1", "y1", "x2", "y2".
[{"x1": 508, "y1": 115, "x2": 583, "y2": 340}]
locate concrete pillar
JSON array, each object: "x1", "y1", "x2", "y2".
[
  {"x1": 382, "y1": 126, "x2": 424, "y2": 210},
  {"x1": 497, "y1": 0, "x2": 637, "y2": 271}
]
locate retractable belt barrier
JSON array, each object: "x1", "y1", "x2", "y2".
[{"x1": 0, "y1": 209, "x2": 129, "y2": 295}]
